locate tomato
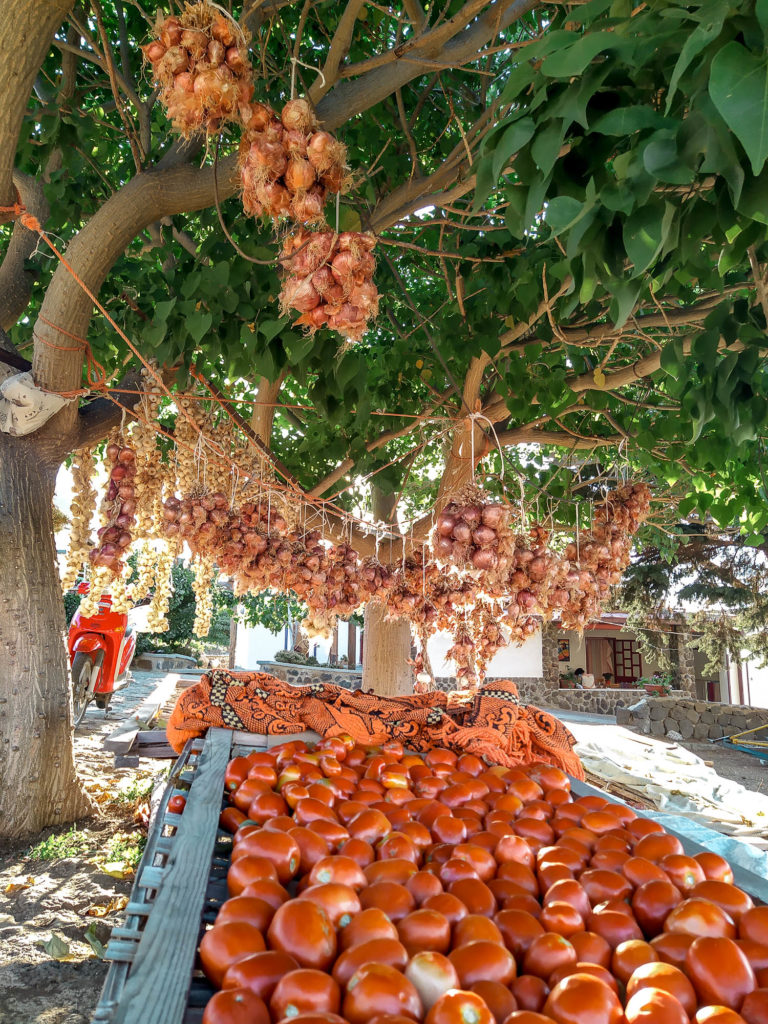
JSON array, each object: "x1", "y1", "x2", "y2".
[
  {"x1": 624, "y1": 988, "x2": 689, "y2": 1024},
  {"x1": 453, "y1": 913, "x2": 504, "y2": 948},
  {"x1": 222, "y1": 950, "x2": 299, "y2": 998},
  {"x1": 523, "y1": 932, "x2": 577, "y2": 979},
  {"x1": 227, "y1": 856, "x2": 280, "y2": 897},
  {"x1": 651, "y1": 932, "x2": 696, "y2": 970},
  {"x1": 631, "y1": 879, "x2": 683, "y2": 938},
  {"x1": 514, "y1": 818, "x2": 555, "y2": 851},
  {"x1": 422, "y1": 892, "x2": 468, "y2": 926},
  {"x1": 624, "y1": 857, "x2": 670, "y2": 889},
  {"x1": 447, "y1": 878, "x2": 497, "y2": 917},
  {"x1": 397, "y1": 909, "x2": 452, "y2": 955},
  {"x1": 634, "y1": 834, "x2": 685, "y2": 863},
  {"x1": 742, "y1": 910, "x2": 768, "y2": 946},
  {"x1": 338, "y1": 906, "x2": 399, "y2": 950},
  {"x1": 241, "y1": 879, "x2": 290, "y2": 911},
  {"x1": 587, "y1": 908, "x2": 643, "y2": 948},
  {"x1": 539, "y1": 901, "x2": 584, "y2": 937},
  {"x1": 401, "y1": 822, "x2": 433, "y2": 852},
  {"x1": 232, "y1": 829, "x2": 301, "y2": 883},
  {"x1": 450, "y1": 939, "x2": 517, "y2": 986},
  {"x1": 741, "y1": 990, "x2": 768, "y2": 1024},
  {"x1": 611, "y1": 939, "x2": 659, "y2": 985},
  {"x1": 659, "y1": 854, "x2": 706, "y2": 894},
  {"x1": 544, "y1": 880, "x2": 591, "y2": 920},
  {"x1": 220, "y1": 807, "x2": 248, "y2": 834},
  {"x1": 199, "y1": 922, "x2": 266, "y2": 988},
  {"x1": 339, "y1": 837, "x2": 376, "y2": 869},
  {"x1": 570, "y1": 932, "x2": 611, "y2": 968},
  {"x1": 494, "y1": 835, "x2": 536, "y2": 870},
  {"x1": 368, "y1": 859, "x2": 420, "y2": 886},
  {"x1": 626, "y1": 961, "x2": 697, "y2": 1015},
  {"x1": 470, "y1": 980, "x2": 518, "y2": 1024},
  {"x1": 425, "y1": 989, "x2": 495, "y2": 1024},
  {"x1": 202, "y1": 987, "x2": 270, "y2": 1024},
  {"x1": 580, "y1": 869, "x2": 632, "y2": 906},
  {"x1": 226, "y1": 758, "x2": 252, "y2": 792},
  {"x1": 627, "y1": 819, "x2": 666, "y2": 840},
  {"x1": 581, "y1": 811, "x2": 623, "y2": 836},
  {"x1": 441, "y1": 859, "x2": 481, "y2": 886},
  {"x1": 695, "y1": 1009, "x2": 746, "y2": 1024},
  {"x1": 348, "y1": 809, "x2": 392, "y2": 843},
  {"x1": 333, "y1": 937, "x2": 409, "y2": 987},
  {"x1": 738, "y1": 941, "x2": 768, "y2": 974},
  {"x1": 289, "y1": 827, "x2": 331, "y2": 875},
  {"x1": 404, "y1": 951, "x2": 460, "y2": 1011},
  {"x1": 695, "y1": 853, "x2": 735, "y2": 885},
  {"x1": 407, "y1": 871, "x2": 444, "y2": 906},
  {"x1": 496, "y1": 862, "x2": 539, "y2": 897},
  {"x1": 547, "y1": 963, "x2": 618, "y2": 994},
  {"x1": 302, "y1": 882, "x2": 361, "y2": 928},
  {"x1": 309, "y1": 855, "x2": 368, "y2": 890},
  {"x1": 267, "y1": 899, "x2": 336, "y2": 970},
  {"x1": 686, "y1": 936, "x2": 756, "y2": 1011},
  {"x1": 270, "y1": 969, "x2": 341, "y2": 1020},
  {"x1": 343, "y1": 963, "x2": 422, "y2": 1024},
  {"x1": 232, "y1": 778, "x2": 271, "y2": 814},
  {"x1": 360, "y1": 881, "x2": 416, "y2": 921},
  {"x1": 432, "y1": 815, "x2": 468, "y2": 845},
  {"x1": 690, "y1": 882, "x2": 754, "y2": 925},
  {"x1": 495, "y1": 910, "x2": 545, "y2": 959},
  {"x1": 590, "y1": 851, "x2": 630, "y2": 874},
  {"x1": 502, "y1": 1014, "x2": 553, "y2": 1024},
  {"x1": 509, "y1": 974, "x2": 550, "y2": 1013},
  {"x1": 543, "y1": 972, "x2": 623, "y2": 1024},
  {"x1": 665, "y1": 897, "x2": 737, "y2": 939},
  {"x1": 216, "y1": 895, "x2": 275, "y2": 932}
]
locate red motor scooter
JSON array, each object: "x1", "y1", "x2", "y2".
[{"x1": 67, "y1": 582, "x2": 139, "y2": 725}]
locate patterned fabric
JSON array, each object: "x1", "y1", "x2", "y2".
[{"x1": 166, "y1": 672, "x2": 584, "y2": 779}]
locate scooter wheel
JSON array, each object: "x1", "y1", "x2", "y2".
[{"x1": 72, "y1": 652, "x2": 94, "y2": 726}]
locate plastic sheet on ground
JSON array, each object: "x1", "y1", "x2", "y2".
[{"x1": 569, "y1": 721, "x2": 768, "y2": 848}]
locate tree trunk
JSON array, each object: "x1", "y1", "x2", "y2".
[
  {"x1": 362, "y1": 600, "x2": 414, "y2": 697},
  {"x1": 0, "y1": 436, "x2": 91, "y2": 838},
  {"x1": 362, "y1": 485, "x2": 413, "y2": 696}
]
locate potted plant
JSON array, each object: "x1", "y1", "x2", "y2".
[{"x1": 639, "y1": 672, "x2": 675, "y2": 696}]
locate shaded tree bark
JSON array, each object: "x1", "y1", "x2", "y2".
[{"x1": 0, "y1": 433, "x2": 92, "y2": 837}]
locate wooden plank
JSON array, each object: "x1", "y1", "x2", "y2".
[
  {"x1": 104, "y1": 672, "x2": 181, "y2": 752},
  {"x1": 570, "y1": 776, "x2": 768, "y2": 904},
  {"x1": 113, "y1": 728, "x2": 232, "y2": 1024}
]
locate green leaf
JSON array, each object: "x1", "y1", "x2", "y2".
[
  {"x1": 541, "y1": 32, "x2": 627, "y2": 78},
  {"x1": 43, "y1": 934, "x2": 70, "y2": 960},
  {"x1": 609, "y1": 280, "x2": 642, "y2": 328},
  {"x1": 544, "y1": 196, "x2": 584, "y2": 235},
  {"x1": 660, "y1": 338, "x2": 685, "y2": 379},
  {"x1": 283, "y1": 332, "x2": 314, "y2": 364},
  {"x1": 84, "y1": 924, "x2": 107, "y2": 959},
  {"x1": 259, "y1": 319, "x2": 285, "y2": 343},
  {"x1": 709, "y1": 42, "x2": 768, "y2": 176},
  {"x1": 338, "y1": 206, "x2": 362, "y2": 232},
  {"x1": 491, "y1": 119, "x2": 536, "y2": 181},
  {"x1": 592, "y1": 106, "x2": 670, "y2": 136},
  {"x1": 531, "y1": 122, "x2": 565, "y2": 175},
  {"x1": 187, "y1": 310, "x2": 212, "y2": 344},
  {"x1": 666, "y1": 0, "x2": 728, "y2": 112},
  {"x1": 154, "y1": 299, "x2": 176, "y2": 323},
  {"x1": 623, "y1": 204, "x2": 671, "y2": 274},
  {"x1": 642, "y1": 131, "x2": 694, "y2": 185}
]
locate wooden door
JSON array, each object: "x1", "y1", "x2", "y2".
[{"x1": 614, "y1": 638, "x2": 641, "y2": 685}]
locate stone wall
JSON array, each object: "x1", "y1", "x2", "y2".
[
  {"x1": 259, "y1": 661, "x2": 362, "y2": 690},
  {"x1": 620, "y1": 696, "x2": 768, "y2": 740}
]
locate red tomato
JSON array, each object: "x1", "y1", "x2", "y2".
[
  {"x1": 449, "y1": 939, "x2": 517, "y2": 987},
  {"x1": 502, "y1": 1014, "x2": 553, "y2": 1024},
  {"x1": 425, "y1": 989, "x2": 494, "y2": 1024},
  {"x1": 686, "y1": 936, "x2": 756, "y2": 1010},
  {"x1": 241, "y1": 879, "x2": 289, "y2": 911},
  {"x1": 547, "y1": 963, "x2": 618, "y2": 994},
  {"x1": 226, "y1": 757, "x2": 252, "y2": 792},
  {"x1": 220, "y1": 807, "x2": 248, "y2": 834},
  {"x1": 694, "y1": 1008, "x2": 748, "y2": 1024},
  {"x1": 632, "y1": 880, "x2": 684, "y2": 939},
  {"x1": 580, "y1": 869, "x2": 632, "y2": 906},
  {"x1": 447, "y1": 878, "x2": 497, "y2": 917},
  {"x1": 523, "y1": 932, "x2": 577, "y2": 979},
  {"x1": 471, "y1": 980, "x2": 518, "y2": 1024},
  {"x1": 651, "y1": 932, "x2": 696, "y2": 970},
  {"x1": 302, "y1": 882, "x2": 361, "y2": 928},
  {"x1": 232, "y1": 777, "x2": 271, "y2": 814},
  {"x1": 634, "y1": 834, "x2": 685, "y2": 863},
  {"x1": 626, "y1": 961, "x2": 697, "y2": 1015},
  {"x1": 422, "y1": 892, "x2": 468, "y2": 926},
  {"x1": 611, "y1": 939, "x2": 659, "y2": 985},
  {"x1": 309, "y1": 855, "x2": 367, "y2": 890},
  {"x1": 227, "y1": 856, "x2": 280, "y2": 897},
  {"x1": 338, "y1": 906, "x2": 399, "y2": 950},
  {"x1": 216, "y1": 895, "x2": 275, "y2": 932},
  {"x1": 222, "y1": 950, "x2": 299, "y2": 998},
  {"x1": 367, "y1": 859, "x2": 420, "y2": 886},
  {"x1": 660, "y1": 854, "x2": 706, "y2": 894},
  {"x1": 360, "y1": 881, "x2": 416, "y2": 921},
  {"x1": 407, "y1": 871, "x2": 444, "y2": 906},
  {"x1": 496, "y1": 861, "x2": 539, "y2": 897},
  {"x1": 404, "y1": 951, "x2": 460, "y2": 1012},
  {"x1": 397, "y1": 909, "x2": 452, "y2": 955},
  {"x1": 338, "y1": 837, "x2": 376, "y2": 869},
  {"x1": 665, "y1": 898, "x2": 737, "y2": 939},
  {"x1": 742, "y1": 910, "x2": 768, "y2": 947},
  {"x1": 742, "y1": 990, "x2": 768, "y2": 1024},
  {"x1": 270, "y1": 970, "x2": 340, "y2": 1019},
  {"x1": 510, "y1": 975, "x2": 551, "y2": 1013},
  {"x1": 690, "y1": 882, "x2": 754, "y2": 925},
  {"x1": 544, "y1": 880, "x2": 591, "y2": 920},
  {"x1": 695, "y1": 853, "x2": 735, "y2": 884},
  {"x1": 332, "y1": 938, "x2": 409, "y2": 987},
  {"x1": 289, "y1": 827, "x2": 330, "y2": 875},
  {"x1": 348, "y1": 809, "x2": 392, "y2": 843},
  {"x1": 624, "y1": 988, "x2": 689, "y2": 1024},
  {"x1": 587, "y1": 908, "x2": 643, "y2": 948},
  {"x1": 495, "y1": 909, "x2": 545, "y2": 959},
  {"x1": 543, "y1": 972, "x2": 623, "y2": 1024},
  {"x1": 539, "y1": 901, "x2": 584, "y2": 937},
  {"x1": 199, "y1": 922, "x2": 266, "y2": 987},
  {"x1": 167, "y1": 793, "x2": 186, "y2": 814},
  {"x1": 343, "y1": 963, "x2": 422, "y2": 1024},
  {"x1": 570, "y1": 931, "x2": 611, "y2": 968},
  {"x1": 453, "y1": 913, "x2": 504, "y2": 948},
  {"x1": 202, "y1": 987, "x2": 270, "y2": 1024},
  {"x1": 232, "y1": 829, "x2": 300, "y2": 883},
  {"x1": 267, "y1": 899, "x2": 336, "y2": 970}
]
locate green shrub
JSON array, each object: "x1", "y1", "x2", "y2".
[{"x1": 274, "y1": 649, "x2": 310, "y2": 664}]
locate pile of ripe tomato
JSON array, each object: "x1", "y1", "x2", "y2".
[{"x1": 198, "y1": 734, "x2": 768, "y2": 1024}]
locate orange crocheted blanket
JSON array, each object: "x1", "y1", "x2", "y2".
[{"x1": 166, "y1": 672, "x2": 583, "y2": 779}]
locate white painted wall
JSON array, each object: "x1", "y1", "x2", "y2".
[{"x1": 427, "y1": 626, "x2": 543, "y2": 678}]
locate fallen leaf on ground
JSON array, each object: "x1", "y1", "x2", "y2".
[
  {"x1": 86, "y1": 895, "x2": 128, "y2": 917},
  {"x1": 83, "y1": 923, "x2": 107, "y2": 958},
  {"x1": 100, "y1": 862, "x2": 134, "y2": 878},
  {"x1": 5, "y1": 876, "x2": 35, "y2": 894},
  {"x1": 43, "y1": 934, "x2": 71, "y2": 960}
]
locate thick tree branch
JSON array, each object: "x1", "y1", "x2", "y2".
[
  {"x1": 495, "y1": 427, "x2": 622, "y2": 449},
  {"x1": 0, "y1": 0, "x2": 74, "y2": 209},
  {"x1": 0, "y1": 169, "x2": 55, "y2": 330},
  {"x1": 309, "y1": 0, "x2": 368, "y2": 103},
  {"x1": 74, "y1": 369, "x2": 143, "y2": 447}
]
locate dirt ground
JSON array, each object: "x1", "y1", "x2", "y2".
[
  {"x1": 1, "y1": 687, "x2": 766, "y2": 1024},
  {"x1": 0, "y1": 676, "x2": 168, "y2": 1024}
]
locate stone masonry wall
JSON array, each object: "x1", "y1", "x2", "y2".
[
  {"x1": 620, "y1": 696, "x2": 768, "y2": 740},
  {"x1": 259, "y1": 661, "x2": 362, "y2": 690}
]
